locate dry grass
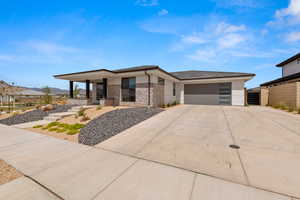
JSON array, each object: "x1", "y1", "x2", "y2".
[{"x1": 0, "y1": 159, "x2": 22, "y2": 185}]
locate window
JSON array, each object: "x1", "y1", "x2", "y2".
[
  {"x1": 96, "y1": 83, "x2": 104, "y2": 100},
  {"x1": 297, "y1": 59, "x2": 300, "y2": 64},
  {"x1": 122, "y1": 77, "x2": 136, "y2": 102},
  {"x1": 173, "y1": 82, "x2": 176, "y2": 96},
  {"x1": 158, "y1": 77, "x2": 165, "y2": 85}
]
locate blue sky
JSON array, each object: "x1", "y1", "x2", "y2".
[{"x1": 0, "y1": 0, "x2": 299, "y2": 89}]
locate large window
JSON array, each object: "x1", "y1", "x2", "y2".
[
  {"x1": 122, "y1": 77, "x2": 136, "y2": 102},
  {"x1": 96, "y1": 83, "x2": 104, "y2": 100}
]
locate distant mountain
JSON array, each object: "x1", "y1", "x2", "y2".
[
  {"x1": 28, "y1": 87, "x2": 86, "y2": 96},
  {"x1": 27, "y1": 87, "x2": 69, "y2": 95},
  {"x1": 1, "y1": 80, "x2": 87, "y2": 96}
]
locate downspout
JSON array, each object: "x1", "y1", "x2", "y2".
[{"x1": 144, "y1": 71, "x2": 151, "y2": 106}]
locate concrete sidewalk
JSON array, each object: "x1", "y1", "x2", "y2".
[{"x1": 0, "y1": 123, "x2": 295, "y2": 199}]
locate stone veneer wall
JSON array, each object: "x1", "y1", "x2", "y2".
[
  {"x1": 120, "y1": 83, "x2": 155, "y2": 107},
  {"x1": 152, "y1": 83, "x2": 164, "y2": 107},
  {"x1": 107, "y1": 85, "x2": 121, "y2": 106}
]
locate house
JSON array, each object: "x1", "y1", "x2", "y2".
[
  {"x1": 54, "y1": 65, "x2": 255, "y2": 107},
  {"x1": 260, "y1": 53, "x2": 300, "y2": 109}
]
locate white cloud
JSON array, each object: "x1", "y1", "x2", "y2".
[
  {"x1": 215, "y1": 22, "x2": 246, "y2": 34},
  {"x1": 211, "y1": 0, "x2": 258, "y2": 8},
  {"x1": 187, "y1": 49, "x2": 217, "y2": 61},
  {"x1": 0, "y1": 55, "x2": 14, "y2": 61},
  {"x1": 269, "y1": 0, "x2": 300, "y2": 26},
  {"x1": 218, "y1": 33, "x2": 246, "y2": 48},
  {"x1": 158, "y1": 9, "x2": 168, "y2": 16},
  {"x1": 24, "y1": 41, "x2": 79, "y2": 55},
  {"x1": 276, "y1": 0, "x2": 300, "y2": 19},
  {"x1": 286, "y1": 31, "x2": 300, "y2": 42},
  {"x1": 181, "y1": 35, "x2": 207, "y2": 44},
  {"x1": 135, "y1": 0, "x2": 158, "y2": 7}
]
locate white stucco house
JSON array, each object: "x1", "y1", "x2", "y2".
[{"x1": 54, "y1": 65, "x2": 255, "y2": 107}]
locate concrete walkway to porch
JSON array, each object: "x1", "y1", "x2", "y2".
[{"x1": 0, "y1": 115, "x2": 296, "y2": 200}]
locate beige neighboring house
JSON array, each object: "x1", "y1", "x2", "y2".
[
  {"x1": 260, "y1": 53, "x2": 300, "y2": 109},
  {"x1": 54, "y1": 65, "x2": 254, "y2": 107}
]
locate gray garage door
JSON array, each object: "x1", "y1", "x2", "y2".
[{"x1": 184, "y1": 83, "x2": 231, "y2": 105}]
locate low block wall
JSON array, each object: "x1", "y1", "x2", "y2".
[
  {"x1": 267, "y1": 82, "x2": 300, "y2": 109},
  {"x1": 67, "y1": 99, "x2": 88, "y2": 105}
]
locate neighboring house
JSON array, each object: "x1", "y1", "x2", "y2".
[
  {"x1": 54, "y1": 65, "x2": 254, "y2": 107},
  {"x1": 261, "y1": 53, "x2": 300, "y2": 109}
]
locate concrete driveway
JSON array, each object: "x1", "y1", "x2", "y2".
[{"x1": 97, "y1": 105, "x2": 300, "y2": 198}]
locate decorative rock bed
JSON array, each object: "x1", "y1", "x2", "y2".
[
  {"x1": 0, "y1": 105, "x2": 73, "y2": 126},
  {"x1": 79, "y1": 107, "x2": 163, "y2": 146}
]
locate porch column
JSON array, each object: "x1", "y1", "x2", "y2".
[
  {"x1": 103, "y1": 78, "x2": 107, "y2": 99},
  {"x1": 86, "y1": 80, "x2": 90, "y2": 99},
  {"x1": 69, "y1": 81, "x2": 74, "y2": 99}
]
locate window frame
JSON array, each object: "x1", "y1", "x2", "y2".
[{"x1": 121, "y1": 77, "x2": 136, "y2": 102}]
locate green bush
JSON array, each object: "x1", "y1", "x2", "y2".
[
  {"x1": 67, "y1": 129, "x2": 79, "y2": 135},
  {"x1": 166, "y1": 103, "x2": 171, "y2": 107},
  {"x1": 42, "y1": 122, "x2": 84, "y2": 135},
  {"x1": 77, "y1": 107, "x2": 86, "y2": 117},
  {"x1": 288, "y1": 107, "x2": 294, "y2": 112},
  {"x1": 298, "y1": 109, "x2": 300, "y2": 114},
  {"x1": 49, "y1": 127, "x2": 58, "y2": 132},
  {"x1": 96, "y1": 105, "x2": 102, "y2": 110},
  {"x1": 71, "y1": 123, "x2": 85, "y2": 129},
  {"x1": 56, "y1": 128, "x2": 67, "y2": 133},
  {"x1": 172, "y1": 101, "x2": 177, "y2": 106},
  {"x1": 80, "y1": 113, "x2": 90, "y2": 122},
  {"x1": 33, "y1": 125, "x2": 43, "y2": 129}
]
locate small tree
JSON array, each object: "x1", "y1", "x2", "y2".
[
  {"x1": 42, "y1": 86, "x2": 52, "y2": 104},
  {"x1": 73, "y1": 84, "x2": 81, "y2": 98}
]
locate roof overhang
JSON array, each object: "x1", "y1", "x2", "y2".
[
  {"x1": 276, "y1": 53, "x2": 300, "y2": 67},
  {"x1": 261, "y1": 71, "x2": 300, "y2": 86},
  {"x1": 54, "y1": 69, "x2": 116, "y2": 82},
  {"x1": 54, "y1": 67, "x2": 180, "y2": 82},
  {"x1": 181, "y1": 75, "x2": 254, "y2": 84}
]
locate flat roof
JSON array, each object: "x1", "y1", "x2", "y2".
[
  {"x1": 276, "y1": 53, "x2": 300, "y2": 67},
  {"x1": 261, "y1": 71, "x2": 300, "y2": 86},
  {"x1": 171, "y1": 70, "x2": 255, "y2": 80}
]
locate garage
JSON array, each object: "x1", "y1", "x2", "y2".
[{"x1": 184, "y1": 83, "x2": 231, "y2": 105}]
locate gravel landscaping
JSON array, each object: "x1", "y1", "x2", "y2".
[
  {"x1": 79, "y1": 107, "x2": 163, "y2": 146},
  {"x1": 0, "y1": 105, "x2": 73, "y2": 126}
]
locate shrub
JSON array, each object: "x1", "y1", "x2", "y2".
[
  {"x1": 49, "y1": 127, "x2": 58, "y2": 132},
  {"x1": 67, "y1": 129, "x2": 79, "y2": 135},
  {"x1": 56, "y1": 128, "x2": 67, "y2": 133},
  {"x1": 161, "y1": 104, "x2": 166, "y2": 108},
  {"x1": 48, "y1": 122, "x2": 60, "y2": 127},
  {"x1": 167, "y1": 103, "x2": 171, "y2": 107},
  {"x1": 298, "y1": 109, "x2": 300, "y2": 114},
  {"x1": 71, "y1": 123, "x2": 85, "y2": 129},
  {"x1": 172, "y1": 101, "x2": 177, "y2": 106},
  {"x1": 12, "y1": 112, "x2": 20, "y2": 116},
  {"x1": 96, "y1": 105, "x2": 102, "y2": 110},
  {"x1": 33, "y1": 125, "x2": 43, "y2": 129},
  {"x1": 81, "y1": 114, "x2": 90, "y2": 122},
  {"x1": 77, "y1": 107, "x2": 86, "y2": 117}
]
